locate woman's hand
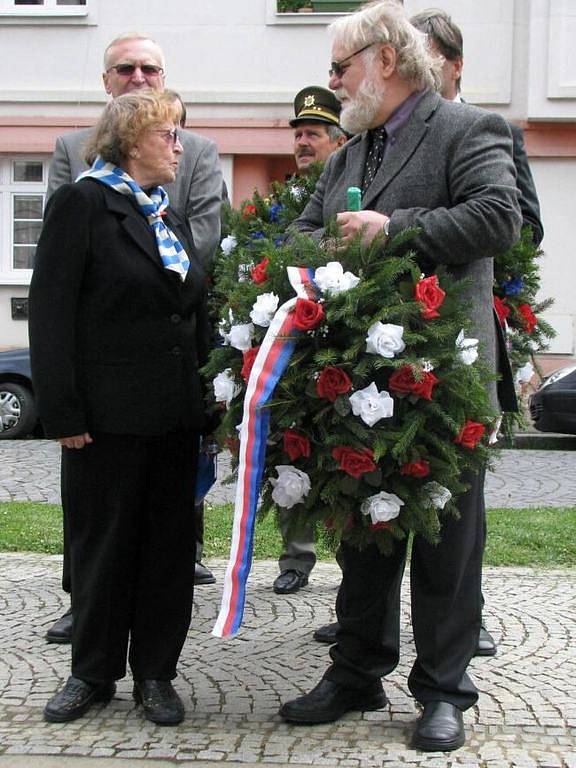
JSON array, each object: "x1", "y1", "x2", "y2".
[{"x1": 58, "y1": 433, "x2": 93, "y2": 449}]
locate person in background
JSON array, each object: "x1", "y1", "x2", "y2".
[
  {"x1": 278, "y1": 2, "x2": 521, "y2": 752},
  {"x1": 44, "y1": 33, "x2": 223, "y2": 646},
  {"x1": 30, "y1": 90, "x2": 212, "y2": 725},
  {"x1": 408, "y1": 6, "x2": 544, "y2": 658},
  {"x1": 273, "y1": 86, "x2": 347, "y2": 596}
]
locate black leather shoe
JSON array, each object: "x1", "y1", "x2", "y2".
[
  {"x1": 133, "y1": 680, "x2": 185, "y2": 725},
  {"x1": 313, "y1": 621, "x2": 340, "y2": 644},
  {"x1": 273, "y1": 569, "x2": 309, "y2": 594},
  {"x1": 279, "y1": 678, "x2": 387, "y2": 724},
  {"x1": 44, "y1": 676, "x2": 115, "y2": 723},
  {"x1": 475, "y1": 625, "x2": 497, "y2": 656},
  {"x1": 412, "y1": 701, "x2": 465, "y2": 752},
  {"x1": 195, "y1": 561, "x2": 216, "y2": 585},
  {"x1": 45, "y1": 609, "x2": 73, "y2": 644}
]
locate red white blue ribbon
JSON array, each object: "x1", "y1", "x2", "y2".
[{"x1": 212, "y1": 267, "x2": 318, "y2": 637}]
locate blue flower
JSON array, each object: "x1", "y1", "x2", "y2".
[
  {"x1": 501, "y1": 277, "x2": 524, "y2": 296},
  {"x1": 274, "y1": 237, "x2": 285, "y2": 248},
  {"x1": 250, "y1": 231, "x2": 266, "y2": 240},
  {"x1": 269, "y1": 204, "x2": 284, "y2": 223}
]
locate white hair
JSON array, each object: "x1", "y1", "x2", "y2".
[{"x1": 329, "y1": 0, "x2": 442, "y2": 91}]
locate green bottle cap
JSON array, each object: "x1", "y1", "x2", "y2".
[{"x1": 347, "y1": 186, "x2": 362, "y2": 212}]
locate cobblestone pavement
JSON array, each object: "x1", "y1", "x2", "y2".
[
  {"x1": 0, "y1": 555, "x2": 575, "y2": 767},
  {"x1": 1, "y1": 441, "x2": 575, "y2": 767},
  {"x1": 0, "y1": 440, "x2": 575, "y2": 509}
]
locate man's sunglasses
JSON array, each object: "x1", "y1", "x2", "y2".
[
  {"x1": 329, "y1": 42, "x2": 375, "y2": 78},
  {"x1": 107, "y1": 64, "x2": 164, "y2": 77}
]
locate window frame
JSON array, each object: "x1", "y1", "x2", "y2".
[
  {"x1": 0, "y1": 0, "x2": 91, "y2": 20},
  {"x1": 0, "y1": 156, "x2": 49, "y2": 285}
]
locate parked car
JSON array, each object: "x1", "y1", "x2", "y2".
[
  {"x1": 529, "y1": 364, "x2": 576, "y2": 435},
  {"x1": 0, "y1": 347, "x2": 37, "y2": 439}
]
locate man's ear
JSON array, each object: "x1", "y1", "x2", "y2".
[
  {"x1": 337, "y1": 134, "x2": 347, "y2": 148},
  {"x1": 380, "y1": 44, "x2": 397, "y2": 79},
  {"x1": 102, "y1": 72, "x2": 112, "y2": 95}
]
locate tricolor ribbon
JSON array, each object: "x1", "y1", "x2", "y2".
[{"x1": 212, "y1": 266, "x2": 319, "y2": 637}]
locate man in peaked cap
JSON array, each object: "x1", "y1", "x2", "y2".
[
  {"x1": 291, "y1": 86, "x2": 348, "y2": 174},
  {"x1": 272, "y1": 86, "x2": 347, "y2": 597}
]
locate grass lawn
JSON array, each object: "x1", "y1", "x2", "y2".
[{"x1": 0, "y1": 501, "x2": 575, "y2": 567}]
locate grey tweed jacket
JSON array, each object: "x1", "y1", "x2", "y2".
[
  {"x1": 46, "y1": 126, "x2": 223, "y2": 268},
  {"x1": 294, "y1": 90, "x2": 522, "y2": 409}
]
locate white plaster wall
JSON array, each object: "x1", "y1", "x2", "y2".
[
  {"x1": 530, "y1": 158, "x2": 576, "y2": 355},
  {"x1": 0, "y1": 286, "x2": 29, "y2": 348}
]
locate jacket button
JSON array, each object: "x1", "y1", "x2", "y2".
[
  {"x1": 170, "y1": 314, "x2": 181, "y2": 324},
  {"x1": 171, "y1": 346, "x2": 182, "y2": 357}
]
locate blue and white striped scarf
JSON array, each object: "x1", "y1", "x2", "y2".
[{"x1": 78, "y1": 156, "x2": 190, "y2": 281}]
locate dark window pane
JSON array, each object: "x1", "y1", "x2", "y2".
[
  {"x1": 14, "y1": 221, "x2": 43, "y2": 245},
  {"x1": 13, "y1": 246, "x2": 36, "y2": 270},
  {"x1": 13, "y1": 161, "x2": 43, "y2": 183},
  {"x1": 14, "y1": 196, "x2": 43, "y2": 218},
  {"x1": 57, "y1": 0, "x2": 86, "y2": 4},
  {"x1": 14, "y1": 1, "x2": 44, "y2": 5}
]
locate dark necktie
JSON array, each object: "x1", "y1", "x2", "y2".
[{"x1": 361, "y1": 126, "x2": 387, "y2": 195}]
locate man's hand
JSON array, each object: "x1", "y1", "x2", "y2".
[
  {"x1": 58, "y1": 433, "x2": 93, "y2": 449},
  {"x1": 336, "y1": 210, "x2": 390, "y2": 246}
]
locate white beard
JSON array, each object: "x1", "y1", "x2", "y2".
[{"x1": 336, "y1": 75, "x2": 384, "y2": 135}]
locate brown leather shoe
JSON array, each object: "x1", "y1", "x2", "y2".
[{"x1": 44, "y1": 676, "x2": 115, "y2": 723}]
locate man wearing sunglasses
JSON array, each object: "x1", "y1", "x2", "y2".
[
  {"x1": 44, "y1": 33, "x2": 223, "y2": 646},
  {"x1": 278, "y1": 1, "x2": 521, "y2": 753}
]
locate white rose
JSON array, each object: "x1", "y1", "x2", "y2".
[
  {"x1": 314, "y1": 261, "x2": 360, "y2": 296},
  {"x1": 250, "y1": 292, "x2": 279, "y2": 327},
  {"x1": 270, "y1": 465, "x2": 311, "y2": 509},
  {"x1": 424, "y1": 481, "x2": 452, "y2": 510},
  {"x1": 349, "y1": 382, "x2": 394, "y2": 427},
  {"x1": 290, "y1": 185, "x2": 303, "y2": 201},
  {"x1": 366, "y1": 322, "x2": 406, "y2": 358},
  {"x1": 213, "y1": 369, "x2": 241, "y2": 407},
  {"x1": 456, "y1": 329, "x2": 479, "y2": 366},
  {"x1": 515, "y1": 361, "x2": 534, "y2": 384},
  {"x1": 220, "y1": 235, "x2": 237, "y2": 255},
  {"x1": 361, "y1": 491, "x2": 404, "y2": 524},
  {"x1": 228, "y1": 323, "x2": 255, "y2": 351}
]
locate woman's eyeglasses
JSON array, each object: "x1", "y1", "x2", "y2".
[
  {"x1": 107, "y1": 64, "x2": 164, "y2": 77},
  {"x1": 152, "y1": 129, "x2": 179, "y2": 147}
]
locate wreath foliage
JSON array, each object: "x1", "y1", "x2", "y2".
[{"x1": 205, "y1": 170, "x2": 500, "y2": 554}]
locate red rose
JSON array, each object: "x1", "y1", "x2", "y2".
[
  {"x1": 251, "y1": 257, "x2": 269, "y2": 284},
  {"x1": 494, "y1": 296, "x2": 510, "y2": 326},
  {"x1": 371, "y1": 521, "x2": 392, "y2": 531},
  {"x1": 316, "y1": 366, "x2": 352, "y2": 402},
  {"x1": 518, "y1": 303, "x2": 537, "y2": 333},
  {"x1": 283, "y1": 429, "x2": 311, "y2": 461},
  {"x1": 400, "y1": 460, "x2": 430, "y2": 478},
  {"x1": 242, "y1": 203, "x2": 257, "y2": 218},
  {"x1": 224, "y1": 436, "x2": 240, "y2": 455},
  {"x1": 389, "y1": 365, "x2": 439, "y2": 401},
  {"x1": 414, "y1": 275, "x2": 446, "y2": 320},
  {"x1": 241, "y1": 346, "x2": 260, "y2": 383},
  {"x1": 454, "y1": 420, "x2": 486, "y2": 450},
  {"x1": 332, "y1": 445, "x2": 377, "y2": 479},
  {"x1": 293, "y1": 298, "x2": 325, "y2": 331}
]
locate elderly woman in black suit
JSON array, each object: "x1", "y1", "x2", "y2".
[{"x1": 29, "y1": 90, "x2": 211, "y2": 726}]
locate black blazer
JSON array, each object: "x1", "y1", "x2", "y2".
[{"x1": 29, "y1": 178, "x2": 211, "y2": 438}]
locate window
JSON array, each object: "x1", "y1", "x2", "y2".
[
  {"x1": 0, "y1": 158, "x2": 48, "y2": 284},
  {"x1": 0, "y1": 0, "x2": 88, "y2": 15}
]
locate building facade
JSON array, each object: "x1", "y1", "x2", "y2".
[{"x1": 0, "y1": 0, "x2": 575, "y2": 359}]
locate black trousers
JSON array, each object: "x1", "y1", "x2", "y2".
[
  {"x1": 325, "y1": 467, "x2": 485, "y2": 711},
  {"x1": 62, "y1": 431, "x2": 199, "y2": 684}
]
